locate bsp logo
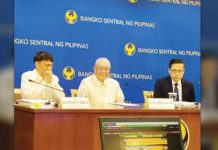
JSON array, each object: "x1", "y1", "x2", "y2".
[
  {"x1": 65, "y1": 10, "x2": 78, "y2": 24},
  {"x1": 124, "y1": 43, "x2": 136, "y2": 56},
  {"x1": 180, "y1": 119, "x2": 190, "y2": 150},
  {"x1": 129, "y1": 0, "x2": 138, "y2": 4},
  {"x1": 63, "y1": 66, "x2": 75, "y2": 80}
]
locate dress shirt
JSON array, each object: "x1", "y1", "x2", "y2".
[
  {"x1": 78, "y1": 74, "x2": 124, "y2": 103},
  {"x1": 21, "y1": 69, "x2": 65, "y2": 101}
]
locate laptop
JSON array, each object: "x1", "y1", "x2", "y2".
[{"x1": 99, "y1": 116, "x2": 184, "y2": 150}]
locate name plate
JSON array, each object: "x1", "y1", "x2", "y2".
[
  {"x1": 147, "y1": 98, "x2": 175, "y2": 109},
  {"x1": 60, "y1": 97, "x2": 90, "y2": 109}
]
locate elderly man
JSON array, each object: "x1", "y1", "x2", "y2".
[
  {"x1": 21, "y1": 51, "x2": 65, "y2": 101},
  {"x1": 154, "y1": 58, "x2": 195, "y2": 102},
  {"x1": 78, "y1": 57, "x2": 124, "y2": 103}
]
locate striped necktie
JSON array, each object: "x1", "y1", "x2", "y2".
[{"x1": 174, "y1": 83, "x2": 179, "y2": 101}]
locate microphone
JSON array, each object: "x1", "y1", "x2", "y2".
[{"x1": 28, "y1": 79, "x2": 64, "y2": 93}]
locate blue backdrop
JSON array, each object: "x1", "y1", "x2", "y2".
[{"x1": 14, "y1": 0, "x2": 201, "y2": 102}]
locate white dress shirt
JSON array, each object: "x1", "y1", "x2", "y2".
[
  {"x1": 78, "y1": 74, "x2": 124, "y2": 104},
  {"x1": 21, "y1": 69, "x2": 65, "y2": 101},
  {"x1": 172, "y1": 80, "x2": 182, "y2": 101}
]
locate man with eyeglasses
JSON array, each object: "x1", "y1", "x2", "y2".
[
  {"x1": 21, "y1": 51, "x2": 65, "y2": 101},
  {"x1": 153, "y1": 58, "x2": 195, "y2": 102},
  {"x1": 78, "y1": 57, "x2": 124, "y2": 103}
]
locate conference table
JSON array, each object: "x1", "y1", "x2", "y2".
[{"x1": 15, "y1": 104, "x2": 200, "y2": 150}]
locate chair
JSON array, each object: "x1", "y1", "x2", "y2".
[
  {"x1": 14, "y1": 88, "x2": 22, "y2": 103},
  {"x1": 143, "y1": 91, "x2": 154, "y2": 102},
  {"x1": 70, "y1": 89, "x2": 78, "y2": 97}
]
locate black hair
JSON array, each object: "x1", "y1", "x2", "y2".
[
  {"x1": 169, "y1": 58, "x2": 184, "y2": 69},
  {"x1": 33, "y1": 51, "x2": 53, "y2": 62}
]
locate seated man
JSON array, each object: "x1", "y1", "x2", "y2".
[
  {"x1": 21, "y1": 51, "x2": 65, "y2": 101},
  {"x1": 153, "y1": 58, "x2": 195, "y2": 102},
  {"x1": 78, "y1": 57, "x2": 124, "y2": 103}
]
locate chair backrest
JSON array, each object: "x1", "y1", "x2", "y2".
[
  {"x1": 143, "y1": 91, "x2": 154, "y2": 102},
  {"x1": 70, "y1": 89, "x2": 78, "y2": 97},
  {"x1": 14, "y1": 88, "x2": 22, "y2": 103}
]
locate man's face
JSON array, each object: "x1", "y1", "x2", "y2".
[
  {"x1": 94, "y1": 61, "x2": 110, "y2": 83},
  {"x1": 168, "y1": 63, "x2": 184, "y2": 82},
  {"x1": 35, "y1": 60, "x2": 53, "y2": 75}
]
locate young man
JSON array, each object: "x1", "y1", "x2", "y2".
[
  {"x1": 21, "y1": 51, "x2": 65, "y2": 101},
  {"x1": 153, "y1": 58, "x2": 195, "y2": 102}
]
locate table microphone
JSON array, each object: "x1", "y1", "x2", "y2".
[{"x1": 28, "y1": 79, "x2": 64, "y2": 93}]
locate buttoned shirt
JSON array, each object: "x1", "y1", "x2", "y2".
[
  {"x1": 21, "y1": 69, "x2": 65, "y2": 101},
  {"x1": 78, "y1": 74, "x2": 124, "y2": 103}
]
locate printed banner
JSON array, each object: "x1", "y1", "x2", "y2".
[{"x1": 15, "y1": 0, "x2": 201, "y2": 102}]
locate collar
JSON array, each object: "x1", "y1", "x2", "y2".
[
  {"x1": 171, "y1": 79, "x2": 182, "y2": 86},
  {"x1": 33, "y1": 69, "x2": 43, "y2": 81},
  {"x1": 93, "y1": 74, "x2": 107, "y2": 86}
]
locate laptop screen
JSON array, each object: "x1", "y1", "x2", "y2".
[{"x1": 99, "y1": 117, "x2": 183, "y2": 150}]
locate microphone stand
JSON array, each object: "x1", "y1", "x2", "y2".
[{"x1": 28, "y1": 79, "x2": 64, "y2": 93}]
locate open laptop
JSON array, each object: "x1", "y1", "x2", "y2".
[{"x1": 99, "y1": 116, "x2": 184, "y2": 150}]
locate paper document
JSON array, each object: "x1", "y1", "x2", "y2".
[
  {"x1": 16, "y1": 99, "x2": 56, "y2": 109},
  {"x1": 108, "y1": 102, "x2": 140, "y2": 107},
  {"x1": 18, "y1": 99, "x2": 49, "y2": 104}
]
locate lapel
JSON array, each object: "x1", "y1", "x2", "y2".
[
  {"x1": 167, "y1": 76, "x2": 173, "y2": 93},
  {"x1": 181, "y1": 79, "x2": 185, "y2": 99}
]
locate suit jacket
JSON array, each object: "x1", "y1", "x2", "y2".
[{"x1": 154, "y1": 76, "x2": 195, "y2": 102}]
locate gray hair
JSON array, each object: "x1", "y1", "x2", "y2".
[{"x1": 95, "y1": 57, "x2": 111, "y2": 68}]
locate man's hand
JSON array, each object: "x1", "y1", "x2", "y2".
[{"x1": 43, "y1": 70, "x2": 53, "y2": 83}]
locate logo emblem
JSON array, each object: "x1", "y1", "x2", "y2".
[
  {"x1": 63, "y1": 66, "x2": 75, "y2": 80},
  {"x1": 124, "y1": 43, "x2": 136, "y2": 56},
  {"x1": 181, "y1": 119, "x2": 190, "y2": 150},
  {"x1": 65, "y1": 10, "x2": 78, "y2": 24},
  {"x1": 129, "y1": 0, "x2": 138, "y2": 4}
]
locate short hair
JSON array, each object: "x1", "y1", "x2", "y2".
[
  {"x1": 169, "y1": 59, "x2": 184, "y2": 69},
  {"x1": 33, "y1": 51, "x2": 53, "y2": 62},
  {"x1": 95, "y1": 57, "x2": 111, "y2": 68}
]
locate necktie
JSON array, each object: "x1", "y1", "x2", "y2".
[{"x1": 174, "y1": 83, "x2": 179, "y2": 101}]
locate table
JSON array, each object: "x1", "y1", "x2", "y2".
[{"x1": 15, "y1": 104, "x2": 200, "y2": 150}]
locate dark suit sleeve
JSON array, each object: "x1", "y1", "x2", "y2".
[
  {"x1": 154, "y1": 79, "x2": 162, "y2": 98},
  {"x1": 189, "y1": 83, "x2": 195, "y2": 102}
]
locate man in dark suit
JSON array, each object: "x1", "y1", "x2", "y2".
[{"x1": 154, "y1": 59, "x2": 195, "y2": 102}]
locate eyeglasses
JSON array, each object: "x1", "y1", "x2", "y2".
[
  {"x1": 95, "y1": 66, "x2": 111, "y2": 71},
  {"x1": 170, "y1": 69, "x2": 184, "y2": 74}
]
